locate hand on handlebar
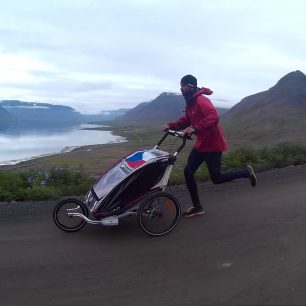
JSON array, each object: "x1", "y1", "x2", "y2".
[
  {"x1": 182, "y1": 126, "x2": 196, "y2": 136},
  {"x1": 161, "y1": 124, "x2": 170, "y2": 132}
]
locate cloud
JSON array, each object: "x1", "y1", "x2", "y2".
[{"x1": 0, "y1": 0, "x2": 306, "y2": 113}]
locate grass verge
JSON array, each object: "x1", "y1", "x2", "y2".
[{"x1": 1, "y1": 127, "x2": 306, "y2": 201}]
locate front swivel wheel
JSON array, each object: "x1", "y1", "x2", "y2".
[{"x1": 53, "y1": 198, "x2": 88, "y2": 232}]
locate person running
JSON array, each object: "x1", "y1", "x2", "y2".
[{"x1": 162, "y1": 74, "x2": 256, "y2": 217}]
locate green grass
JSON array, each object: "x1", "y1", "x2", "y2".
[
  {"x1": 169, "y1": 142, "x2": 306, "y2": 186},
  {"x1": 1, "y1": 127, "x2": 306, "y2": 202},
  {"x1": 0, "y1": 166, "x2": 94, "y2": 202}
]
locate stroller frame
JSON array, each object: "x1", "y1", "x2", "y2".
[{"x1": 53, "y1": 130, "x2": 190, "y2": 236}]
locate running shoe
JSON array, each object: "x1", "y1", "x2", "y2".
[{"x1": 182, "y1": 206, "x2": 205, "y2": 218}]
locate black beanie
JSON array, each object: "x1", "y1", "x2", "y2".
[{"x1": 180, "y1": 74, "x2": 197, "y2": 88}]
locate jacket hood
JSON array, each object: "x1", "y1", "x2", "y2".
[
  {"x1": 184, "y1": 87, "x2": 213, "y2": 107},
  {"x1": 194, "y1": 87, "x2": 213, "y2": 97}
]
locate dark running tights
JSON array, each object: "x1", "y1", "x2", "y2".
[{"x1": 184, "y1": 148, "x2": 250, "y2": 208}]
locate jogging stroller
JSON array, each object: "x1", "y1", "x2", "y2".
[{"x1": 53, "y1": 130, "x2": 190, "y2": 236}]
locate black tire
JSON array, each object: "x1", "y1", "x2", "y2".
[
  {"x1": 53, "y1": 198, "x2": 88, "y2": 232},
  {"x1": 138, "y1": 192, "x2": 181, "y2": 236}
]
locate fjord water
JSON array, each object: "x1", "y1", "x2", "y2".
[{"x1": 0, "y1": 122, "x2": 126, "y2": 165}]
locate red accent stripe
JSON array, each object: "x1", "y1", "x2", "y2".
[{"x1": 127, "y1": 160, "x2": 145, "y2": 169}]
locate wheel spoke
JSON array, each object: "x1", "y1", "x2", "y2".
[
  {"x1": 53, "y1": 199, "x2": 88, "y2": 232},
  {"x1": 138, "y1": 192, "x2": 180, "y2": 236}
]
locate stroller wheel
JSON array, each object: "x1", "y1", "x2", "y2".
[
  {"x1": 138, "y1": 192, "x2": 181, "y2": 236},
  {"x1": 53, "y1": 198, "x2": 88, "y2": 232}
]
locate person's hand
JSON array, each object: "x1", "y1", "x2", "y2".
[
  {"x1": 183, "y1": 126, "x2": 195, "y2": 136},
  {"x1": 161, "y1": 124, "x2": 170, "y2": 131}
]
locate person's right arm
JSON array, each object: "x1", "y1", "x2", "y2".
[{"x1": 164, "y1": 115, "x2": 191, "y2": 131}]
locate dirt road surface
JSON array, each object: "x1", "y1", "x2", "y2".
[{"x1": 1, "y1": 165, "x2": 306, "y2": 306}]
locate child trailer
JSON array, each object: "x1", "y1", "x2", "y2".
[{"x1": 53, "y1": 130, "x2": 191, "y2": 236}]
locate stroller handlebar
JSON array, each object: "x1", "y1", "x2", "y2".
[
  {"x1": 155, "y1": 129, "x2": 193, "y2": 155},
  {"x1": 167, "y1": 129, "x2": 192, "y2": 140}
]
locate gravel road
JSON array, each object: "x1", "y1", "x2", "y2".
[{"x1": 1, "y1": 165, "x2": 306, "y2": 306}]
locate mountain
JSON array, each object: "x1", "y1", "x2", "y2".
[
  {"x1": 221, "y1": 70, "x2": 306, "y2": 148},
  {"x1": 82, "y1": 109, "x2": 129, "y2": 122},
  {"x1": 0, "y1": 100, "x2": 83, "y2": 123},
  {"x1": 0, "y1": 105, "x2": 15, "y2": 122},
  {"x1": 110, "y1": 92, "x2": 229, "y2": 127}
]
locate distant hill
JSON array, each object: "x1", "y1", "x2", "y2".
[
  {"x1": 82, "y1": 109, "x2": 129, "y2": 122},
  {"x1": 0, "y1": 105, "x2": 15, "y2": 122},
  {"x1": 0, "y1": 100, "x2": 83, "y2": 123},
  {"x1": 221, "y1": 70, "x2": 306, "y2": 148},
  {"x1": 110, "y1": 92, "x2": 229, "y2": 127}
]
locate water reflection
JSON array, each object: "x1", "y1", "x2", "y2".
[
  {"x1": 0, "y1": 122, "x2": 125, "y2": 165},
  {"x1": 0, "y1": 121, "x2": 79, "y2": 136}
]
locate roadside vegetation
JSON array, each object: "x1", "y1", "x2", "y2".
[
  {"x1": 170, "y1": 142, "x2": 306, "y2": 185},
  {"x1": 1, "y1": 142, "x2": 306, "y2": 202},
  {"x1": 0, "y1": 166, "x2": 94, "y2": 202}
]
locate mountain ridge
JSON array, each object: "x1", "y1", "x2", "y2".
[
  {"x1": 110, "y1": 92, "x2": 229, "y2": 127},
  {"x1": 2, "y1": 70, "x2": 306, "y2": 149},
  {"x1": 0, "y1": 100, "x2": 130, "y2": 123},
  {"x1": 0, "y1": 100, "x2": 83, "y2": 123},
  {"x1": 221, "y1": 70, "x2": 306, "y2": 148}
]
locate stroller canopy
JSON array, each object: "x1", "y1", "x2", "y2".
[{"x1": 93, "y1": 149, "x2": 168, "y2": 200}]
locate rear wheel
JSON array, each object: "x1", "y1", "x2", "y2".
[
  {"x1": 138, "y1": 192, "x2": 181, "y2": 236},
  {"x1": 53, "y1": 198, "x2": 88, "y2": 232}
]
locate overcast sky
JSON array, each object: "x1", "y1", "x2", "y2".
[{"x1": 0, "y1": 0, "x2": 306, "y2": 113}]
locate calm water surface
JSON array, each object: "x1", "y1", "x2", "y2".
[{"x1": 0, "y1": 123, "x2": 126, "y2": 165}]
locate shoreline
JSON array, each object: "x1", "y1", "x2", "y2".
[
  {"x1": 0, "y1": 125, "x2": 122, "y2": 168},
  {"x1": 0, "y1": 140, "x2": 126, "y2": 167},
  {"x1": 0, "y1": 127, "x2": 162, "y2": 174},
  {"x1": 0, "y1": 130, "x2": 127, "y2": 167}
]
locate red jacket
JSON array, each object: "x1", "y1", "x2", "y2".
[{"x1": 168, "y1": 88, "x2": 228, "y2": 152}]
